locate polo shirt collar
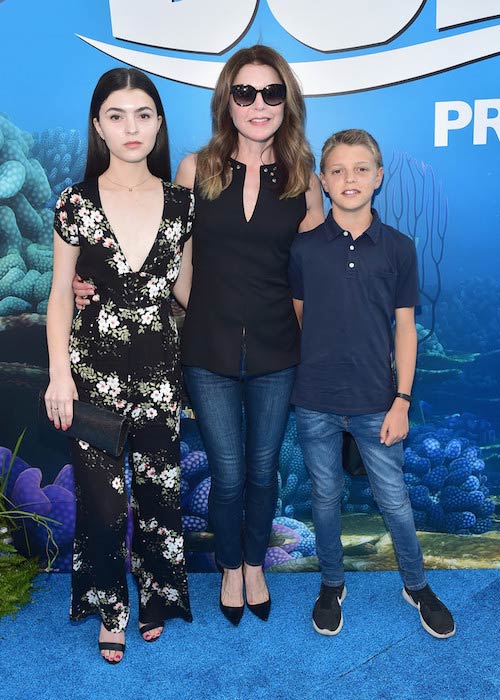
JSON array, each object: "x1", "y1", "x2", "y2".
[{"x1": 325, "y1": 208, "x2": 382, "y2": 243}]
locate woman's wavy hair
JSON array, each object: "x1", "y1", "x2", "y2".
[
  {"x1": 84, "y1": 68, "x2": 171, "y2": 181},
  {"x1": 196, "y1": 45, "x2": 314, "y2": 200}
]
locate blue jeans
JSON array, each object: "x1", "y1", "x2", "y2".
[
  {"x1": 296, "y1": 408, "x2": 426, "y2": 591},
  {"x1": 183, "y1": 365, "x2": 296, "y2": 569}
]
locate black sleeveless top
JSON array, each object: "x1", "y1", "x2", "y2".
[{"x1": 181, "y1": 158, "x2": 307, "y2": 376}]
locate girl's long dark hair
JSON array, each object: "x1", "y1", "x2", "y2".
[{"x1": 84, "y1": 68, "x2": 171, "y2": 181}]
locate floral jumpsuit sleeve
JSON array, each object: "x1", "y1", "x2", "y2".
[{"x1": 54, "y1": 179, "x2": 194, "y2": 631}]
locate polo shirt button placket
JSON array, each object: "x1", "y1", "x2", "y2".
[{"x1": 344, "y1": 232, "x2": 356, "y2": 273}]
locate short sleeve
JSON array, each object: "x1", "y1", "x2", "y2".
[
  {"x1": 288, "y1": 234, "x2": 304, "y2": 300},
  {"x1": 54, "y1": 187, "x2": 79, "y2": 246},
  {"x1": 184, "y1": 191, "x2": 195, "y2": 244},
  {"x1": 395, "y1": 238, "x2": 419, "y2": 308}
]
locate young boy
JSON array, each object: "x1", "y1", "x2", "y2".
[{"x1": 288, "y1": 129, "x2": 455, "y2": 639}]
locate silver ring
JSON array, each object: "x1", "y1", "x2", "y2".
[{"x1": 52, "y1": 407, "x2": 59, "y2": 412}]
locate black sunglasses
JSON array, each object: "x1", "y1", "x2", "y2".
[{"x1": 230, "y1": 83, "x2": 286, "y2": 107}]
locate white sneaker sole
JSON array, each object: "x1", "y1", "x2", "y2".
[
  {"x1": 402, "y1": 588, "x2": 456, "y2": 639},
  {"x1": 312, "y1": 585, "x2": 347, "y2": 636}
]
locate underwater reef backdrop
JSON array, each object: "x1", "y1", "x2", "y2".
[
  {"x1": 0, "y1": 116, "x2": 86, "y2": 317},
  {"x1": 1, "y1": 409, "x2": 499, "y2": 574},
  {"x1": 0, "y1": 113, "x2": 499, "y2": 572}
]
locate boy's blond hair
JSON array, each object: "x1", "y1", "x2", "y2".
[{"x1": 320, "y1": 129, "x2": 383, "y2": 172}]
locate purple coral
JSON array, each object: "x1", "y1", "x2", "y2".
[
  {"x1": 9, "y1": 463, "x2": 76, "y2": 569},
  {"x1": 272, "y1": 522, "x2": 300, "y2": 553},
  {"x1": 182, "y1": 515, "x2": 208, "y2": 532},
  {"x1": 264, "y1": 546, "x2": 292, "y2": 569},
  {"x1": 0, "y1": 447, "x2": 32, "y2": 501},
  {"x1": 181, "y1": 450, "x2": 209, "y2": 484},
  {"x1": 274, "y1": 516, "x2": 317, "y2": 556},
  {"x1": 187, "y1": 476, "x2": 211, "y2": 518}
]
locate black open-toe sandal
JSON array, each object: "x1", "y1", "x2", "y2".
[
  {"x1": 98, "y1": 641, "x2": 126, "y2": 664},
  {"x1": 139, "y1": 622, "x2": 164, "y2": 643}
]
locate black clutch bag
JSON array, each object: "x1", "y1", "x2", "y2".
[{"x1": 38, "y1": 390, "x2": 130, "y2": 457}]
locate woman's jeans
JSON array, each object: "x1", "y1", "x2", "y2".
[
  {"x1": 296, "y1": 408, "x2": 426, "y2": 591},
  {"x1": 183, "y1": 365, "x2": 295, "y2": 569}
]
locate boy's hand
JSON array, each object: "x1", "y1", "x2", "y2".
[
  {"x1": 380, "y1": 399, "x2": 410, "y2": 446},
  {"x1": 73, "y1": 274, "x2": 98, "y2": 310}
]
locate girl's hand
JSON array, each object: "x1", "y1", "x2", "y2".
[
  {"x1": 45, "y1": 379, "x2": 79, "y2": 431},
  {"x1": 73, "y1": 274, "x2": 98, "y2": 311}
]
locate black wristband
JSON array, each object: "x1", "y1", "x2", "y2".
[{"x1": 395, "y1": 392, "x2": 412, "y2": 403}]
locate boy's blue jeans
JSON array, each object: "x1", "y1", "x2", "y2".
[
  {"x1": 295, "y1": 407, "x2": 427, "y2": 591},
  {"x1": 183, "y1": 365, "x2": 295, "y2": 569}
]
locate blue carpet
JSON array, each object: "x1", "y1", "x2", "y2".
[{"x1": 1, "y1": 570, "x2": 498, "y2": 700}]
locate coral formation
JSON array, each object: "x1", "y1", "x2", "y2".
[
  {"x1": 0, "y1": 448, "x2": 74, "y2": 570},
  {"x1": 279, "y1": 407, "x2": 497, "y2": 537},
  {"x1": 377, "y1": 152, "x2": 447, "y2": 338},
  {"x1": 436, "y1": 277, "x2": 500, "y2": 354},
  {"x1": 31, "y1": 128, "x2": 86, "y2": 209},
  {"x1": 272, "y1": 517, "x2": 317, "y2": 559},
  {"x1": 0, "y1": 114, "x2": 55, "y2": 315},
  {"x1": 1, "y1": 408, "x2": 496, "y2": 574},
  {"x1": 402, "y1": 414, "x2": 496, "y2": 535},
  {"x1": 277, "y1": 411, "x2": 314, "y2": 519}
]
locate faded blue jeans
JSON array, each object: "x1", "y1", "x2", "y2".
[
  {"x1": 183, "y1": 365, "x2": 295, "y2": 569},
  {"x1": 296, "y1": 407, "x2": 426, "y2": 591}
]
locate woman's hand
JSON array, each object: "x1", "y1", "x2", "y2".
[
  {"x1": 45, "y1": 378, "x2": 79, "y2": 430},
  {"x1": 73, "y1": 274, "x2": 98, "y2": 311}
]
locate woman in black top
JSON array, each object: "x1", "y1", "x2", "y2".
[{"x1": 175, "y1": 45, "x2": 324, "y2": 624}]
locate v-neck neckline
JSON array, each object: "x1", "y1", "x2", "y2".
[
  {"x1": 94, "y1": 177, "x2": 166, "y2": 274},
  {"x1": 229, "y1": 158, "x2": 277, "y2": 225}
]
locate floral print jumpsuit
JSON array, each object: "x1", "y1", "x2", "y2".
[{"x1": 54, "y1": 178, "x2": 193, "y2": 631}]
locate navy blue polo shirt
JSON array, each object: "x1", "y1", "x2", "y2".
[{"x1": 288, "y1": 209, "x2": 419, "y2": 415}]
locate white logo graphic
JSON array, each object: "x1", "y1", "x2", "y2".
[
  {"x1": 435, "y1": 99, "x2": 500, "y2": 146},
  {"x1": 109, "y1": 0, "x2": 257, "y2": 54},
  {"x1": 437, "y1": 0, "x2": 500, "y2": 29},
  {"x1": 266, "y1": 0, "x2": 424, "y2": 52},
  {"x1": 79, "y1": 1, "x2": 500, "y2": 95}
]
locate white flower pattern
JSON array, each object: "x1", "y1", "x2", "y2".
[{"x1": 54, "y1": 180, "x2": 194, "y2": 629}]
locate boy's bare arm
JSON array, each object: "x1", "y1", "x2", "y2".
[
  {"x1": 379, "y1": 307, "x2": 417, "y2": 446},
  {"x1": 292, "y1": 298, "x2": 304, "y2": 328}
]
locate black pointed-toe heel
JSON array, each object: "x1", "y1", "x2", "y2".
[
  {"x1": 242, "y1": 563, "x2": 271, "y2": 621},
  {"x1": 219, "y1": 573, "x2": 244, "y2": 626},
  {"x1": 247, "y1": 596, "x2": 271, "y2": 621}
]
